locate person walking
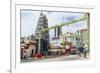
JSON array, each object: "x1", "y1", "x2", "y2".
[
  {"x1": 65, "y1": 45, "x2": 70, "y2": 55},
  {"x1": 83, "y1": 44, "x2": 88, "y2": 58}
]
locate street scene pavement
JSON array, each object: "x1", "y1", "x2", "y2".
[{"x1": 21, "y1": 54, "x2": 89, "y2": 63}]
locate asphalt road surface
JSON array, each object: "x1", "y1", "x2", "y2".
[{"x1": 21, "y1": 54, "x2": 89, "y2": 63}]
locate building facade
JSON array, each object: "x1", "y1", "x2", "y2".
[{"x1": 76, "y1": 29, "x2": 89, "y2": 50}]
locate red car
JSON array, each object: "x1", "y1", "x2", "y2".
[{"x1": 70, "y1": 46, "x2": 77, "y2": 54}]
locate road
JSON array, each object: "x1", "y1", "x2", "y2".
[{"x1": 21, "y1": 54, "x2": 89, "y2": 63}]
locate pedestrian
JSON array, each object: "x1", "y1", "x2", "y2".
[
  {"x1": 23, "y1": 49, "x2": 27, "y2": 59},
  {"x1": 65, "y1": 45, "x2": 70, "y2": 55},
  {"x1": 83, "y1": 44, "x2": 88, "y2": 58}
]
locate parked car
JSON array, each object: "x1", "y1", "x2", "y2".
[{"x1": 70, "y1": 46, "x2": 77, "y2": 54}]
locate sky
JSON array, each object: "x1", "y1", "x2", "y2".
[{"x1": 21, "y1": 10, "x2": 88, "y2": 37}]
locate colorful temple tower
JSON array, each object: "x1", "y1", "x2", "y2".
[{"x1": 35, "y1": 12, "x2": 49, "y2": 55}]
